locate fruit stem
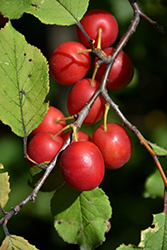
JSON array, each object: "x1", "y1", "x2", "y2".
[
  {"x1": 25, "y1": 152, "x2": 46, "y2": 170},
  {"x1": 77, "y1": 49, "x2": 92, "y2": 54},
  {"x1": 72, "y1": 125, "x2": 78, "y2": 142},
  {"x1": 90, "y1": 64, "x2": 99, "y2": 86},
  {"x1": 26, "y1": 152, "x2": 38, "y2": 165},
  {"x1": 103, "y1": 105, "x2": 110, "y2": 131},
  {"x1": 52, "y1": 124, "x2": 71, "y2": 139},
  {"x1": 101, "y1": 50, "x2": 107, "y2": 57},
  {"x1": 97, "y1": 28, "x2": 102, "y2": 49},
  {"x1": 55, "y1": 115, "x2": 74, "y2": 123}
]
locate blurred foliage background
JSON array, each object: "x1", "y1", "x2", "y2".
[{"x1": 0, "y1": 0, "x2": 167, "y2": 249}]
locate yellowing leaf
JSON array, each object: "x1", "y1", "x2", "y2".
[
  {"x1": 0, "y1": 235, "x2": 39, "y2": 250},
  {"x1": 0, "y1": 165, "x2": 10, "y2": 209},
  {"x1": 0, "y1": 163, "x2": 4, "y2": 170}
]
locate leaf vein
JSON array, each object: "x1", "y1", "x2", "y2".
[{"x1": 56, "y1": 0, "x2": 78, "y2": 23}]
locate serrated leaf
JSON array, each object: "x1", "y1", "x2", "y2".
[
  {"x1": 148, "y1": 141, "x2": 167, "y2": 156},
  {"x1": 0, "y1": 0, "x2": 90, "y2": 26},
  {"x1": 26, "y1": 0, "x2": 90, "y2": 25},
  {"x1": 0, "y1": 22, "x2": 49, "y2": 137},
  {"x1": 116, "y1": 244, "x2": 142, "y2": 249},
  {"x1": 51, "y1": 184, "x2": 112, "y2": 250},
  {"x1": 28, "y1": 161, "x2": 65, "y2": 192},
  {"x1": 0, "y1": 163, "x2": 4, "y2": 170},
  {"x1": 0, "y1": 235, "x2": 39, "y2": 250},
  {"x1": 0, "y1": 165, "x2": 10, "y2": 209},
  {"x1": 143, "y1": 168, "x2": 164, "y2": 199},
  {"x1": 116, "y1": 212, "x2": 167, "y2": 250},
  {"x1": 0, "y1": 1, "x2": 31, "y2": 19},
  {"x1": 139, "y1": 212, "x2": 167, "y2": 249}
]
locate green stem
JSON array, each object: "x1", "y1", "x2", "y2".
[
  {"x1": 103, "y1": 105, "x2": 110, "y2": 131},
  {"x1": 72, "y1": 125, "x2": 78, "y2": 142},
  {"x1": 52, "y1": 124, "x2": 71, "y2": 139},
  {"x1": 56, "y1": 115, "x2": 74, "y2": 123}
]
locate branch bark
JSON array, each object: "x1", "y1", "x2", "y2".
[{"x1": 0, "y1": 0, "x2": 165, "y2": 235}]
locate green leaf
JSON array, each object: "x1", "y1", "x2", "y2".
[
  {"x1": 0, "y1": 0, "x2": 90, "y2": 25},
  {"x1": 116, "y1": 244, "x2": 142, "y2": 249},
  {"x1": 26, "y1": 0, "x2": 90, "y2": 25},
  {"x1": 0, "y1": 164, "x2": 10, "y2": 209},
  {"x1": 143, "y1": 168, "x2": 164, "y2": 199},
  {"x1": 147, "y1": 140, "x2": 167, "y2": 156},
  {"x1": 0, "y1": 235, "x2": 39, "y2": 250},
  {"x1": 116, "y1": 212, "x2": 167, "y2": 250},
  {"x1": 28, "y1": 161, "x2": 65, "y2": 192},
  {"x1": 51, "y1": 184, "x2": 112, "y2": 250},
  {"x1": 0, "y1": 22, "x2": 49, "y2": 137},
  {"x1": 139, "y1": 212, "x2": 167, "y2": 249},
  {"x1": 0, "y1": 1, "x2": 31, "y2": 19}
]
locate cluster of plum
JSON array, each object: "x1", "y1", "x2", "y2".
[{"x1": 27, "y1": 9, "x2": 133, "y2": 191}]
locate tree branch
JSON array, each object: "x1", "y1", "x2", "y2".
[
  {"x1": 0, "y1": 0, "x2": 165, "y2": 235},
  {"x1": 101, "y1": 90, "x2": 167, "y2": 187}
]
